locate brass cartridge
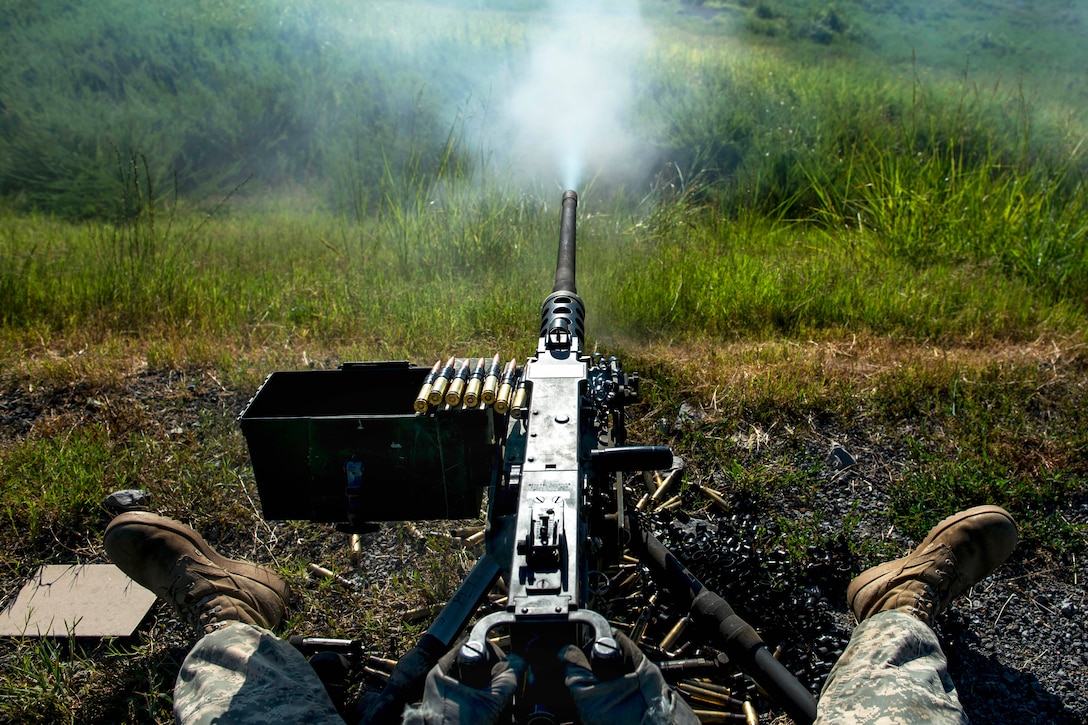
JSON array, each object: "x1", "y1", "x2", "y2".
[
  {"x1": 428, "y1": 356, "x2": 456, "y2": 405},
  {"x1": 480, "y1": 353, "x2": 501, "y2": 405},
  {"x1": 678, "y1": 681, "x2": 740, "y2": 707},
  {"x1": 462, "y1": 357, "x2": 486, "y2": 408},
  {"x1": 659, "y1": 616, "x2": 690, "y2": 652},
  {"x1": 414, "y1": 360, "x2": 442, "y2": 413},
  {"x1": 689, "y1": 709, "x2": 744, "y2": 723},
  {"x1": 650, "y1": 466, "x2": 682, "y2": 503},
  {"x1": 652, "y1": 494, "x2": 683, "y2": 514},
  {"x1": 493, "y1": 360, "x2": 517, "y2": 415},
  {"x1": 696, "y1": 483, "x2": 731, "y2": 514},
  {"x1": 510, "y1": 378, "x2": 530, "y2": 419},
  {"x1": 445, "y1": 359, "x2": 471, "y2": 406},
  {"x1": 630, "y1": 594, "x2": 657, "y2": 643}
]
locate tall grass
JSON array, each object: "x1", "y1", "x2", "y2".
[
  {"x1": 0, "y1": 0, "x2": 528, "y2": 218},
  {"x1": 0, "y1": 181, "x2": 562, "y2": 360},
  {"x1": 6, "y1": 0, "x2": 1088, "y2": 224},
  {"x1": 0, "y1": 0, "x2": 1085, "y2": 350}
]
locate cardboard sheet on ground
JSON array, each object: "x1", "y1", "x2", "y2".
[{"x1": 0, "y1": 564, "x2": 157, "y2": 638}]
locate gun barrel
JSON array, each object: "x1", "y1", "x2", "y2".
[
  {"x1": 541, "y1": 191, "x2": 585, "y2": 352},
  {"x1": 553, "y1": 190, "x2": 578, "y2": 294}
]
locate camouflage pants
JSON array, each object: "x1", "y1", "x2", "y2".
[
  {"x1": 174, "y1": 621, "x2": 345, "y2": 724},
  {"x1": 174, "y1": 613, "x2": 966, "y2": 724},
  {"x1": 815, "y1": 610, "x2": 968, "y2": 725}
]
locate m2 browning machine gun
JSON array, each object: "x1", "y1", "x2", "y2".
[{"x1": 239, "y1": 191, "x2": 818, "y2": 724}]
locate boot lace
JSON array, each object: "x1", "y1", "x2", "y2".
[{"x1": 909, "y1": 554, "x2": 960, "y2": 623}]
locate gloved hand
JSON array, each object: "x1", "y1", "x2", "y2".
[
  {"x1": 401, "y1": 641, "x2": 526, "y2": 725},
  {"x1": 560, "y1": 631, "x2": 700, "y2": 725}
]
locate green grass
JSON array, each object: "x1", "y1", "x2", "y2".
[
  {"x1": 872, "y1": 355, "x2": 1088, "y2": 554},
  {"x1": 1, "y1": 425, "x2": 119, "y2": 543}
]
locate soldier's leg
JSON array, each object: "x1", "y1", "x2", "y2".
[
  {"x1": 175, "y1": 620, "x2": 343, "y2": 725},
  {"x1": 815, "y1": 610, "x2": 965, "y2": 725},
  {"x1": 815, "y1": 506, "x2": 1018, "y2": 725},
  {"x1": 104, "y1": 512, "x2": 340, "y2": 724}
]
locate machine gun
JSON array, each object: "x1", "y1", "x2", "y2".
[{"x1": 240, "y1": 191, "x2": 817, "y2": 724}]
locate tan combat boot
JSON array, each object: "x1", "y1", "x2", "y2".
[
  {"x1": 847, "y1": 505, "x2": 1018, "y2": 626},
  {"x1": 105, "y1": 511, "x2": 290, "y2": 634}
]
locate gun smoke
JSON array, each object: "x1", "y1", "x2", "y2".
[
  {"x1": 492, "y1": 0, "x2": 654, "y2": 191},
  {"x1": 339, "y1": 0, "x2": 656, "y2": 194}
]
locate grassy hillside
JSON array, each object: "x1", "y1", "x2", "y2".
[
  {"x1": 3, "y1": 0, "x2": 1087, "y2": 217},
  {"x1": 2, "y1": 0, "x2": 1086, "y2": 341}
]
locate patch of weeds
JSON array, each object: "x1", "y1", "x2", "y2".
[
  {"x1": 416, "y1": 534, "x2": 472, "y2": 606},
  {"x1": 0, "y1": 636, "x2": 86, "y2": 723},
  {"x1": 868, "y1": 361, "x2": 961, "y2": 423},
  {"x1": 717, "y1": 459, "x2": 778, "y2": 505},
  {"x1": 889, "y1": 454, "x2": 1084, "y2": 555},
  {"x1": 92, "y1": 631, "x2": 187, "y2": 723},
  {"x1": 773, "y1": 511, "x2": 829, "y2": 563},
  {"x1": 0, "y1": 424, "x2": 127, "y2": 543},
  {"x1": 0, "y1": 629, "x2": 183, "y2": 725},
  {"x1": 839, "y1": 508, "x2": 902, "y2": 567}
]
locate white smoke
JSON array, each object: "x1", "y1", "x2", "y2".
[{"x1": 494, "y1": 0, "x2": 654, "y2": 191}]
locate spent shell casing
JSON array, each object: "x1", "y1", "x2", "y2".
[
  {"x1": 445, "y1": 359, "x2": 471, "y2": 406},
  {"x1": 659, "y1": 616, "x2": 690, "y2": 652},
  {"x1": 414, "y1": 360, "x2": 442, "y2": 413},
  {"x1": 689, "y1": 709, "x2": 744, "y2": 724},
  {"x1": 428, "y1": 356, "x2": 456, "y2": 405},
  {"x1": 463, "y1": 357, "x2": 486, "y2": 408},
  {"x1": 696, "y1": 483, "x2": 731, "y2": 514},
  {"x1": 679, "y1": 681, "x2": 739, "y2": 707},
  {"x1": 630, "y1": 603, "x2": 654, "y2": 644},
  {"x1": 651, "y1": 467, "x2": 682, "y2": 502},
  {"x1": 350, "y1": 533, "x2": 363, "y2": 564},
  {"x1": 652, "y1": 494, "x2": 683, "y2": 514},
  {"x1": 493, "y1": 360, "x2": 517, "y2": 415},
  {"x1": 480, "y1": 353, "x2": 501, "y2": 405},
  {"x1": 510, "y1": 378, "x2": 530, "y2": 419}
]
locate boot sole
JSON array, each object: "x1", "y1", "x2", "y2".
[
  {"x1": 105, "y1": 511, "x2": 291, "y2": 606},
  {"x1": 846, "y1": 505, "x2": 1015, "y2": 616}
]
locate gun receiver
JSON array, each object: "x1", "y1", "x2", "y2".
[{"x1": 460, "y1": 190, "x2": 668, "y2": 721}]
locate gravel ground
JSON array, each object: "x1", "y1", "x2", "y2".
[{"x1": 763, "y1": 425, "x2": 1088, "y2": 725}]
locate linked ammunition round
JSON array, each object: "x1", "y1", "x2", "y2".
[
  {"x1": 445, "y1": 380, "x2": 466, "y2": 406},
  {"x1": 428, "y1": 356, "x2": 456, "y2": 405},
  {"x1": 480, "y1": 353, "x2": 501, "y2": 405},
  {"x1": 493, "y1": 360, "x2": 517, "y2": 415},
  {"x1": 414, "y1": 360, "x2": 442, "y2": 413},
  {"x1": 445, "y1": 360, "x2": 471, "y2": 407},
  {"x1": 510, "y1": 379, "x2": 530, "y2": 419},
  {"x1": 463, "y1": 357, "x2": 486, "y2": 408},
  {"x1": 462, "y1": 387, "x2": 480, "y2": 408}
]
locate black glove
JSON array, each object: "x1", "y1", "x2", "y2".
[
  {"x1": 401, "y1": 642, "x2": 526, "y2": 725},
  {"x1": 560, "y1": 631, "x2": 700, "y2": 725}
]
